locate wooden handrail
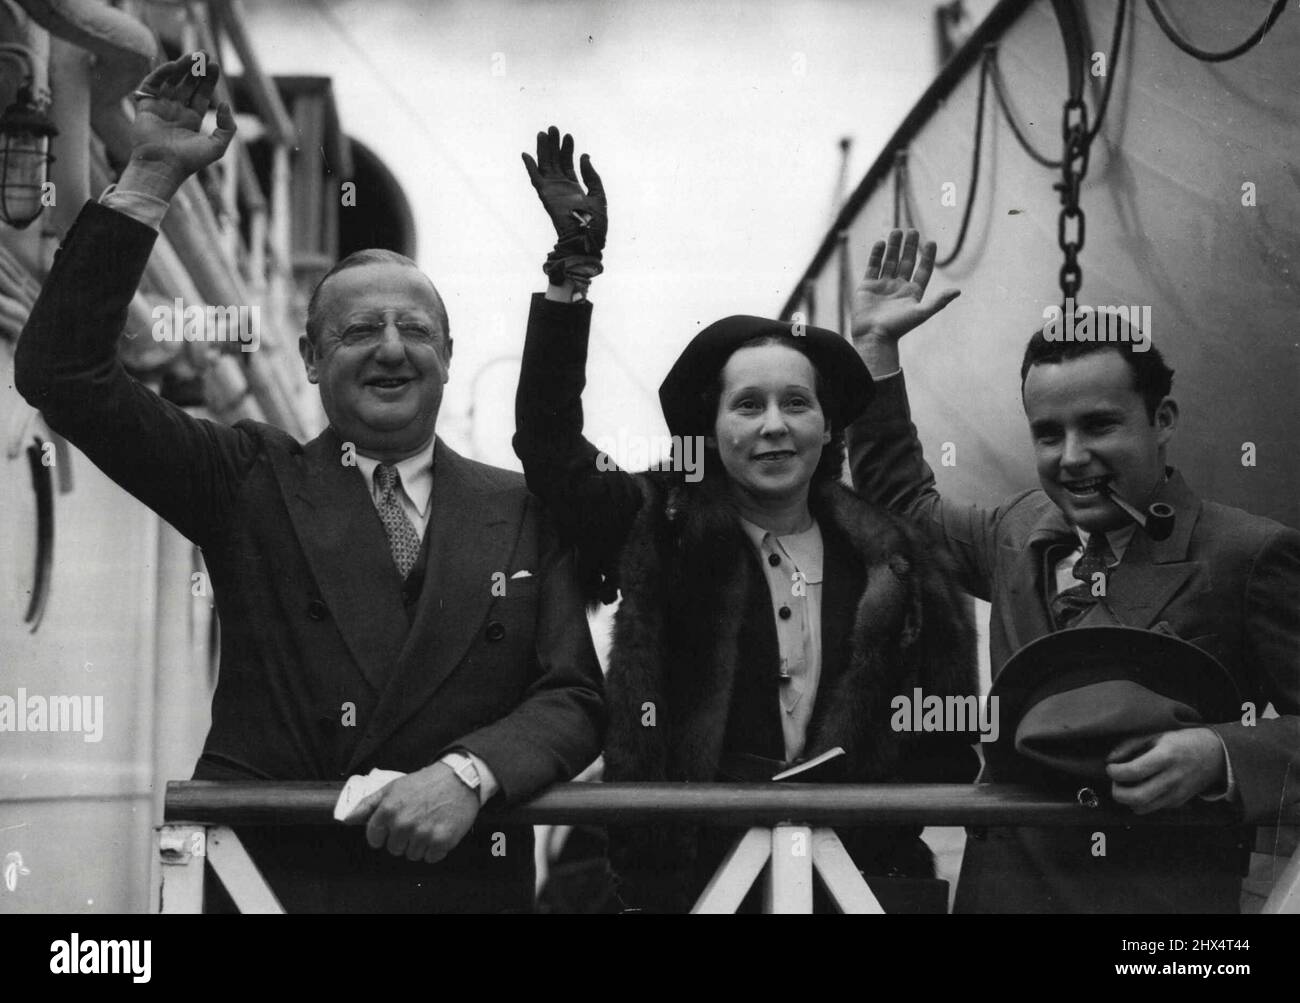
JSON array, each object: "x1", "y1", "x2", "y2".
[{"x1": 164, "y1": 781, "x2": 1297, "y2": 828}]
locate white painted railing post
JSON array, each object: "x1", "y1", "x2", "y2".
[
  {"x1": 157, "y1": 824, "x2": 206, "y2": 914},
  {"x1": 765, "y1": 825, "x2": 814, "y2": 913}
]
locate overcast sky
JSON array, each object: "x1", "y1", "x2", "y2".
[{"x1": 246, "y1": 0, "x2": 997, "y2": 467}]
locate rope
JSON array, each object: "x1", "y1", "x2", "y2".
[
  {"x1": 1087, "y1": 0, "x2": 1127, "y2": 145},
  {"x1": 989, "y1": 0, "x2": 1127, "y2": 170},
  {"x1": 845, "y1": 0, "x2": 1284, "y2": 294},
  {"x1": 1052, "y1": 0, "x2": 1087, "y2": 100},
  {"x1": 891, "y1": 150, "x2": 914, "y2": 228},
  {"x1": 1146, "y1": 0, "x2": 1287, "y2": 62},
  {"x1": 988, "y1": 49, "x2": 1059, "y2": 168},
  {"x1": 934, "y1": 49, "x2": 991, "y2": 268}
]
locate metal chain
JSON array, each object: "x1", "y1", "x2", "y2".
[{"x1": 1054, "y1": 96, "x2": 1089, "y2": 306}]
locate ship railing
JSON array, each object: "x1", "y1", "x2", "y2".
[{"x1": 158, "y1": 781, "x2": 1300, "y2": 914}]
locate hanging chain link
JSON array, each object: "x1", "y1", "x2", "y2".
[{"x1": 1054, "y1": 96, "x2": 1090, "y2": 307}]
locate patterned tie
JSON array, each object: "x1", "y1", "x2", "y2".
[
  {"x1": 1049, "y1": 532, "x2": 1115, "y2": 630},
  {"x1": 375, "y1": 464, "x2": 422, "y2": 579}
]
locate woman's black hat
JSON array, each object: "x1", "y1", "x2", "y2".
[{"x1": 657, "y1": 315, "x2": 874, "y2": 438}]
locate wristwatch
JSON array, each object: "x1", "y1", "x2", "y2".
[{"x1": 440, "y1": 751, "x2": 482, "y2": 792}]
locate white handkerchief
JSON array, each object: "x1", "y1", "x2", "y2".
[
  {"x1": 334, "y1": 768, "x2": 406, "y2": 823},
  {"x1": 510, "y1": 569, "x2": 534, "y2": 579}
]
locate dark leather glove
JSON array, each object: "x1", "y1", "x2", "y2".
[{"x1": 522, "y1": 126, "x2": 607, "y2": 292}]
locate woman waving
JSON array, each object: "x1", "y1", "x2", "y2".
[{"x1": 515, "y1": 127, "x2": 978, "y2": 913}]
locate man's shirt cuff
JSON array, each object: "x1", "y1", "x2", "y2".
[
  {"x1": 1199, "y1": 733, "x2": 1238, "y2": 803},
  {"x1": 100, "y1": 184, "x2": 170, "y2": 231}
]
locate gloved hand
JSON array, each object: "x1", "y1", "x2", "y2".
[{"x1": 522, "y1": 126, "x2": 607, "y2": 293}]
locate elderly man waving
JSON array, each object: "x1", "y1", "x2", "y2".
[{"x1": 15, "y1": 54, "x2": 604, "y2": 913}]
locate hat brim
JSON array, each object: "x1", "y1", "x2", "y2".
[
  {"x1": 658, "y1": 315, "x2": 874, "y2": 439},
  {"x1": 985, "y1": 626, "x2": 1240, "y2": 783}
]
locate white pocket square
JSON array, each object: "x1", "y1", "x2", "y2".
[{"x1": 510, "y1": 570, "x2": 534, "y2": 580}]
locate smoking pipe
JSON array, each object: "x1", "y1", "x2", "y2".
[{"x1": 1102, "y1": 485, "x2": 1175, "y2": 541}]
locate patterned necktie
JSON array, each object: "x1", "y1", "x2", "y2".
[
  {"x1": 375, "y1": 464, "x2": 422, "y2": 579},
  {"x1": 1049, "y1": 531, "x2": 1115, "y2": 630}
]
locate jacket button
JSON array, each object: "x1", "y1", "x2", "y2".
[
  {"x1": 485, "y1": 621, "x2": 506, "y2": 642},
  {"x1": 307, "y1": 599, "x2": 327, "y2": 621}
]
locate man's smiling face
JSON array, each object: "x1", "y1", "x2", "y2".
[
  {"x1": 300, "y1": 262, "x2": 452, "y2": 461},
  {"x1": 1021, "y1": 350, "x2": 1177, "y2": 533}
]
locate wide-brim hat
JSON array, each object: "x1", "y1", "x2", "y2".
[
  {"x1": 985, "y1": 626, "x2": 1241, "y2": 785},
  {"x1": 658, "y1": 315, "x2": 874, "y2": 439}
]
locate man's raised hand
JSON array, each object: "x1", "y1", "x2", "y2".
[
  {"x1": 121, "y1": 53, "x2": 236, "y2": 201},
  {"x1": 851, "y1": 229, "x2": 959, "y2": 345}
]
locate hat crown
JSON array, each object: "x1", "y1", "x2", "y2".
[
  {"x1": 987, "y1": 626, "x2": 1240, "y2": 784},
  {"x1": 658, "y1": 314, "x2": 874, "y2": 439}
]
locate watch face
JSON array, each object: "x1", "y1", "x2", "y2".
[{"x1": 457, "y1": 761, "x2": 481, "y2": 787}]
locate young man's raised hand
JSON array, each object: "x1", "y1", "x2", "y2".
[{"x1": 850, "y1": 228, "x2": 960, "y2": 375}]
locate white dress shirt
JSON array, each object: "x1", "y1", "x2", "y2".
[
  {"x1": 354, "y1": 438, "x2": 437, "y2": 539},
  {"x1": 1051, "y1": 523, "x2": 1137, "y2": 595}
]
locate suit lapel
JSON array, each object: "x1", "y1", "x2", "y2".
[
  {"x1": 271, "y1": 426, "x2": 408, "y2": 692},
  {"x1": 1001, "y1": 506, "x2": 1074, "y2": 671},
  {"x1": 346, "y1": 441, "x2": 521, "y2": 772},
  {"x1": 1100, "y1": 471, "x2": 1203, "y2": 628}
]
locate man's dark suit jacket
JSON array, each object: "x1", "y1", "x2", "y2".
[
  {"x1": 851, "y1": 372, "x2": 1300, "y2": 913},
  {"x1": 15, "y1": 202, "x2": 605, "y2": 913}
]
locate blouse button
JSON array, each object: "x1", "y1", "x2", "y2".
[
  {"x1": 767, "y1": 553, "x2": 781, "y2": 567},
  {"x1": 778, "y1": 606, "x2": 792, "y2": 620}
]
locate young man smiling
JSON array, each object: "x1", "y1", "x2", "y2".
[
  {"x1": 1024, "y1": 349, "x2": 1173, "y2": 529},
  {"x1": 845, "y1": 228, "x2": 1300, "y2": 913}
]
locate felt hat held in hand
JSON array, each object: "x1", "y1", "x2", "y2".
[{"x1": 985, "y1": 626, "x2": 1241, "y2": 786}]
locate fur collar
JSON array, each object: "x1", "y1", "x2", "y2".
[{"x1": 604, "y1": 473, "x2": 976, "y2": 784}]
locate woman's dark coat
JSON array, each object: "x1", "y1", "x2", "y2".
[{"x1": 516, "y1": 295, "x2": 978, "y2": 911}]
